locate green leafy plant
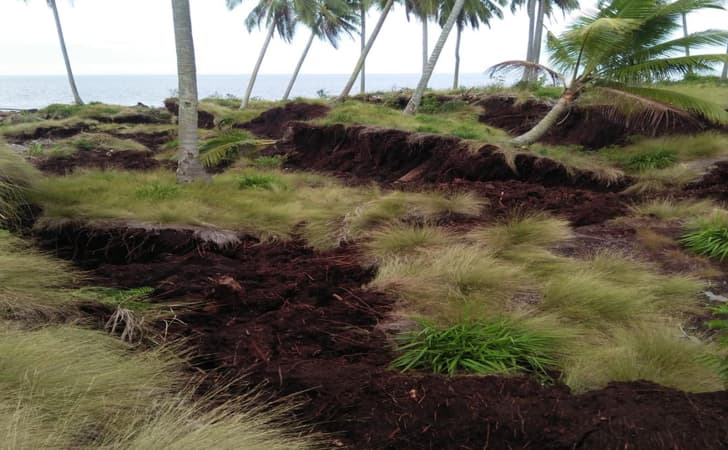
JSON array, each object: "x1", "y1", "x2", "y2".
[
  {"x1": 199, "y1": 131, "x2": 274, "y2": 168},
  {"x1": 681, "y1": 225, "x2": 728, "y2": 261},
  {"x1": 253, "y1": 156, "x2": 285, "y2": 169},
  {"x1": 623, "y1": 148, "x2": 678, "y2": 172},
  {"x1": 237, "y1": 173, "x2": 288, "y2": 191},
  {"x1": 702, "y1": 304, "x2": 728, "y2": 384},
  {"x1": 391, "y1": 320, "x2": 558, "y2": 378},
  {"x1": 135, "y1": 182, "x2": 181, "y2": 201}
]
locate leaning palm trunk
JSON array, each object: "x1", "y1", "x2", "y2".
[
  {"x1": 241, "y1": 20, "x2": 276, "y2": 109},
  {"x1": 282, "y1": 30, "x2": 316, "y2": 101},
  {"x1": 335, "y1": 0, "x2": 395, "y2": 103},
  {"x1": 422, "y1": 19, "x2": 428, "y2": 73},
  {"x1": 403, "y1": 0, "x2": 466, "y2": 115},
  {"x1": 171, "y1": 0, "x2": 209, "y2": 183},
  {"x1": 49, "y1": 0, "x2": 83, "y2": 105},
  {"x1": 452, "y1": 25, "x2": 461, "y2": 89},
  {"x1": 508, "y1": 92, "x2": 572, "y2": 146},
  {"x1": 360, "y1": 3, "x2": 366, "y2": 93}
]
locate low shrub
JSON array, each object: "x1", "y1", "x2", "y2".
[
  {"x1": 237, "y1": 173, "x2": 288, "y2": 191},
  {"x1": 253, "y1": 155, "x2": 285, "y2": 168},
  {"x1": 623, "y1": 148, "x2": 677, "y2": 172},
  {"x1": 681, "y1": 211, "x2": 728, "y2": 261},
  {"x1": 392, "y1": 320, "x2": 558, "y2": 377}
]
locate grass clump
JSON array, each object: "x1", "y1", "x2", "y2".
[
  {"x1": 317, "y1": 101, "x2": 509, "y2": 143},
  {"x1": 0, "y1": 117, "x2": 97, "y2": 141},
  {"x1": 622, "y1": 165, "x2": 699, "y2": 195},
  {"x1": 253, "y1": 155, "x2": 285, "y2": 168},
  {"x1": 632, "y1": 199, "x2": 717, "y2": 220},
  {"x1": 364, "y1": 224, "x2": 448, "y2": 260},
  {"x1": 392, "y1": 319, "x2": 559, "y2": 377},
  {"x1": 604, "y1": 132, "x2": 728, "y2": 167},
  {"x1": 135, "y1": 181, "x2": 182, "y2": 201},
  {"x1": 0, "y1": 144, "x2": 37, "y2": 227},
  {"x1": 468, "y1": 213, "x2": 571, "y2": 253},
  {"x1": 564, "y1": 325, "x2": 724, "y2": 393},
  {"x1": 681, "y1": 210, "x2": 728, "y2": 261},
  {"x1": 237, "y1": 172, "x2": 288, "y2": 191},
  {"x1": 622, "y1": 148, "x2": 677, "y2": 172}
]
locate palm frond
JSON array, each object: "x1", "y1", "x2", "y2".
[
  {"x1": 629, "y1": 30, "x2": 728, "y2": 61},
  {"x1": 199, "y1": 131, "x2": 275, "y2": 168},
  {"x1": 487, "y1": 60, "x2": 565, "y2": 87},
  {"x1": 603, "y1": 85, "x2": 728, "y2": 125},
  {"x1": 604, "y1": 54, "x2": 728, "y2": 83}
]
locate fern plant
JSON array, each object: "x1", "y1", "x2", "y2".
[
  {"x1": 198, "y1": 130, "x2": 274, "y2": 168},
  {"x1": 681, "y1": 224, "x2": 728, "y2": 261}
]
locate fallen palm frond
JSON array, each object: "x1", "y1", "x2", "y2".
[{"x1": 199, "y1": 130, "x2": 274, "y2": 168}]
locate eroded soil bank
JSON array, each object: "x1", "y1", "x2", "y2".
[
  {"x1": 36, "y1": 223, "x2": 728, "y2": 450},
  {"x1": 477, "y1": 96, "x2": 707, "y2": 149},
  {"x1": 36, "y1": 150, "x2": 165, "y2": 174}
]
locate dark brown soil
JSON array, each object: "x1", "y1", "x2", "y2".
[
  {"x1": 478, "y1": 96, "x2": 706, "y2": 149},
  {"x1": 164, "y1": 98, "x2": 216, "y2": 129},
  {"x1": 41, "y1": 224, "x2": 728, "y2": 450},
  {"x1": 273, "y1": 122, "x2": 628, "y2": 191},
  {"x1": 684, "y1": 161, "x2": 728, "y2": 201},
  {"x1": 35, "y1": 150, "x2": 162, "y2": 174},
  {"x1": 5, "y1": 121, "x2": 95, "y2": 142},
  {"x1": 238, "y1": 102, "x2": 330, "y2": 139},
  {"x1": 105, "y1": 129, "x2": 175, "y2": 151}
]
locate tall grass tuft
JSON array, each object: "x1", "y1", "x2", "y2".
[{"x1": 0, "y1": 143, "x2": 37, "y2": 227}]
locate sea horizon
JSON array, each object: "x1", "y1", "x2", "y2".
[{"x1": 0, "y1": 73, "x2": 498, "y2": 110}]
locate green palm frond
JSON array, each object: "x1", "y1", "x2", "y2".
[
  {"x1": 629, "y1": 30, "x2": 728, "y2": 61},
  {"x1": 607, "y1": 85, "x2": 728, "y2": 125},
  {"x1": 604, "y1": 54, "x2": 728, "y2": 83},
  {"x1": 547, "y1": 31, "x2": 578, "y2": 75},
  {"x1": 199, "y1": 131, "x2": 275, "y2": 168}
]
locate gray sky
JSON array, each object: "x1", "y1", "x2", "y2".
[{"x1": 1, "y1": 0, "x2": 727, "y2": 76}]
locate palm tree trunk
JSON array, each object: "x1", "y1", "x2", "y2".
[
  {"x1": 722, "y1": 42, "x2": 728, "y2": 80},
  {"x1": 530, "y1": 0, "x2": 545, "y2": 82},
  {"x1": 521, "y1": 0, "x2": 536, "y2": 83},
  {"x1": 403, "y1": 0, "x2": 465, "y2": 115},
  {"x1": 682, "y1": 13, "x2": 690, "y2": 56},
  {"x1": 360, "y1": 3, "x2": 366, "y2": 94},
  {"x1": 335, "y1": 0, "x2": 395, "y2": 103},
  {"x1": 241, "y1": 20, "x2": 276, "y2": 109},
  {"x1": 452, "y1": 25, "x2": 461, "y2": 90},
  {"x1": 171, "y1": 0, "x2": 209, "y2": 183},
  {"x1": 282, "y1": 30, "x2": 315, "y2": 101},
  {"x1": 49, "y1": 0, "x2": 83, "y2": 105},
  {"x1": 422, "y1": 19, "x2": 428, "y2": 74},
  {"x1": 508, "y1": 94, "x2": 570, "y2": 146}
]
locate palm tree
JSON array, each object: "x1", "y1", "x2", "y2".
[
  {"x1": 440, "y1": 0, "x2": 505, "y2": 89},
  {"x1": 491, "y1": 0, "x2": 728, "y2": 146},
  {"x1": 227, "y1": 0, "x2": 316, "y2": 109},
  {"x1": 403, "y1": 0, "x2": 469, "y2": 114},
  {"x1": 334, "y1": 0, "x2": 396, "y2": 103},
  {"x1": 405, "y1": 0, "x2": 439, "y2": 73},
  {"x1": 511, "y1": 0, "x2": 580, "y2": 83},
  {"x1": 22, "y1": 0, "x2": 84, "y2": 104},
  {"x1": 282, "y1": 0, "x2": 359, "y2": 100},
  {"x1": 171, "y1": 0, "x2": 209, "y2": 183}
]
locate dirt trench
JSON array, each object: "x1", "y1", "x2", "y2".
[{"x1": 35, "y1": 223, "x2": 728, "y2": 450}]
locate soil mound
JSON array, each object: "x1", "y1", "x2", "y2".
[
  {"x1": 6, "y1": 121, "x2": 94, "y2": 142},
  {"x1": 106, "y1": 130, "x2": 174, "y2": 151},
  {"x1": 274, "y1": 122, "x2": 627, "y2": 191},
  {"x1": 48, "y1": 225, "x2": 728, "y2": 450},
  {"x1": 478, "y1": 96, "x2": 705, "y2": 149},
  {"x1": 164, "y1": 98, "x2": 216, "y2": 129},
  {"x1": 35, "y1": 150, "x2": 162, "y2": 175},
  {"x1": 684, "y1": 161, "x2": 728, "y2": 201},
  {"x1": 238, "y1": 102, "x2": 330, "y2": 139}
]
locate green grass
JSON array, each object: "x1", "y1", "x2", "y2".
[
  {"x1": 37, "y1": 103, "x2": 172, "y2": 124},
  {"x1": 603, "y1": 132, "x2": 728, "y2": 168},
  {"x1": 253, "y1": 155, "x2": 285, "y2": 168},
  {"x1": 530, "y1": 144, "x2": 625, "y2": 184},
  {"x1": 631, "y1": 199, "x2": 718, "y2": 220},
  {"x1": 237, "y1": 172, "x2": 289, "y2": 191},
  {"x1": 622, "y1": 165, "x2": 700, "y2": 195},
  {"x1": 31, "y1": 169, "x2": 482, "y2": 249},
  {"x1": 468, "y1": 213, "x2": 571, "y2": 254},
  {"x1": 316, "y1": 101, "x2": 509, "y2": 143},
  {"x1": 392, "y1": 319, "x2": 559, "y2": 378},
  {"x1": 38, "y1": 132, "x2": 150, "y2": 157},
  {"x1": 198, "y1": 98, "x2": 294, "y2": 127},
  {"x1": 681, "y1": 210, "x2": 728, "y2": 261},
  {"x1": 363, "y1": 224, "x2": 448, "y2": 260},
  {"x1": 0, "y1": 117, "x2": 98, "y2": 141},
  {"x1": 0, "y1": 143, "x2": 38, "y2": 227}
]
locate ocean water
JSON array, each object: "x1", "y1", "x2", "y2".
[{"x1": 0, "y1": 73, "x2": 492, "y2": 110}]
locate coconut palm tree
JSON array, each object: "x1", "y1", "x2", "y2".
[
  {"x1": 282, "y1": 0, "x2": 359, "y2": 100},
  {"x1": 334, "y1": 0, "x2": 396, "y2": 103},
  {"x1": 227, "y1": 0, "x2": 317, "y2": 109},
  {"x1": 402, "y1": 0, "x2": 469, "y2": 114},
  {"x1": 440, "y1": 0, "x2": 505, "y2": 89},
  {"x1": 405, "y1": 0, "x2": 439, "y2": 73},
  {"x1": 491, "y1": 0, "x2": 728, "y2": 146},
  {"x1": 511, "y1": 0, "x2": 580, "y2": 83},
  {"x1": 22, "y1": 0, "x2": 84, "y2": 104},
  {"x1": 171, "y1": 0, "x2": 209, "y2": 183}
]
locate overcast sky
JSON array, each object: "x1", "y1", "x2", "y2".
[{"x1": 1, "y1": 0, "x2": 727, "y2": 76}]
